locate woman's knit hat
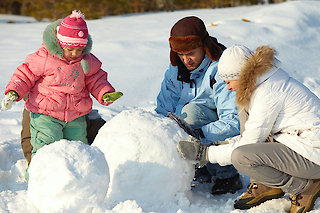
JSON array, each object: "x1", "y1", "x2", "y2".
[
  {"x1": 56, "y1": 10, "x2": 88, "y2": 49},
  {"x1": 169, "y1": 16, "x2": 222, "y2": 66},
  {"x1": 218, "y1": 45, "x2": 253, "y2": 81}
]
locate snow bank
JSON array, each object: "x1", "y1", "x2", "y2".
[
  {"x1": 93, "y1": 109, "x2": 194, "y2": 210},
  {"x1": 27, "y1": 140, "x2": 110, "y2": 213},
  {"x1": 0, "y1": 141, "x2": 27, "y2": 186}
]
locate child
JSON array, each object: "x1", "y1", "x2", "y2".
[{"x1": 2, "y1": 10, "x2": 123, "y2": 159}]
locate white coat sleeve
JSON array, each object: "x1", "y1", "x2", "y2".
[{"x1": 208, "y1": 85, "x2": 283, "y2": 166}]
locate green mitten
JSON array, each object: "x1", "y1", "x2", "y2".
[
  {"x1": 103, "y1": 91, "x2": 123, "y2": 103},
  {"x1": 177, "y1": 137, "x2": 209, "y2": 167},
  {"x1": 2, "y1": 90, "x2": 19, "y2": 111}
]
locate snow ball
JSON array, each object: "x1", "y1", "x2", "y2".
[
  {"x1": 92, "y1": 109, "x2": 194, "y2": 209},
  {"x1": 27, "y1": 140, "x2": 109, "y2": 213}
]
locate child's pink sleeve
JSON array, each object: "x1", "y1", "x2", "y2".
[
  {"x1": 5, "y1": 50, "x2": 45, "y2": 101},
  {"x1": 85, "y1": 54, "x2": 115, "y2": 105}
]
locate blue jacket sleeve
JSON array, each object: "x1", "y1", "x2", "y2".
[
  {"x1": 201, "y1": 74, "x2": 240, "y2": 143},
  {"x1": 155, "y1": 65, "x2": 181, "y2": 116}
]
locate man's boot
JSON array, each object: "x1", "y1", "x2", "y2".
[
  {"x1": 211, "y1": 173, "x2": 243, "y2": 195},
  {"x1": 192, "y1": 166, "x2": 212, "y2": 187},
  {"x1": 289, "y1": 179, "x2": 320, "y2": 213},
  {"x1": 234, "y1": 182, "x2": 284, "y2": 210}
]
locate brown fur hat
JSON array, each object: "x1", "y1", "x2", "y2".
[{"x1": 169, "y1": 16, "x2": 222, "y2": 66}]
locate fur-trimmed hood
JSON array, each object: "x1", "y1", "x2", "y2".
[
  {"x1": 236, "y1": 46, "x2": 280, "y2": 108},
  {"x1": 43, "y1": 19, "x2": 92, "y2": 59}
]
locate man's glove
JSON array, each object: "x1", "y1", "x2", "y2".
[
  {"x1": 102, "y1": 91, "x2": 123, "y2": 104},
  {"x1": 177, "y1": 137, "x2": 209, "y2": 168},
  {"x1": 168, "y1": 112, "x2": 204, "y2": 139},
  {"x1": 2, "y1": 91, "x2": 18, "y2": 110}
]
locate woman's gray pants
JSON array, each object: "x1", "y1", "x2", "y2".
[{"x1": 231, "y1": 142, "x2": 320, "y2": 195}]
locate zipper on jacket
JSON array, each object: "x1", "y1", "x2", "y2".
[
  {"x1": 65, "y1": 93, "x2": 70, "y2": 123},
  {"x1": 190, "y1": 79, "x2": 197, "y2": 97}
]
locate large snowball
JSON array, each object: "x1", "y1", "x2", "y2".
[
  {"x1": 27, "y1": 140, "x2": 109, "y2": 213},
  {"x1": 92, "y1": 109, "x2": 194, "y2": 209}
]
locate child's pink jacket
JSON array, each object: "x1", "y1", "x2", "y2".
[{"x1": 5, "y1": 45, "x2": 115, "y2": 122}]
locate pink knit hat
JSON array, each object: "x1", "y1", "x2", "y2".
[{"x1": 56, "y1": 10, "x2": 88, "y2": 49}]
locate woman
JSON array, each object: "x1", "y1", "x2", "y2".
[{"x1": 177, "y1": 45, "x2": 320, "y2": 213}]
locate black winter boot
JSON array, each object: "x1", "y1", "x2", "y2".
[
  {"x1": 192, "y1": 166, "x2": 212, "y2": 187},
  {"x1": 211, "y1": 173, "x2": 243, "y2": 195}
]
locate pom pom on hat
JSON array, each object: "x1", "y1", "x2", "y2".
[
  {"x1": 57, "y1": 10, "x2": 88, "y2": 49},
  {"x1": 218, "y1": 45, "x2": 253, "y2": 81}
]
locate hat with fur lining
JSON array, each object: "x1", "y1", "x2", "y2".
[
  {"x1": 169, "y1": 16, "x2": 222, "y2": 66},
  {"x1": 56, "y1": 10, "x2": 88, "y2": 49},
  {"x1": 43, "y1": 18, "x2": 92, "y2": 60},
  {"x1": 43, "y1": 15, "x2": 93, "y2": 73},
  {"x1": 218, "y1": 45, "x2": 253, "y2": 81}
]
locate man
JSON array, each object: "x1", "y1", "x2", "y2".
[{"x1": 155, "y1": 16, "x2": 242, "y2": 195}]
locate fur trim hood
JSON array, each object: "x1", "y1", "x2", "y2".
[
  {"x1": 43, "y1": 19, "x2": 92, "y2": 59},
  {"x1": 236, "y1": 46, "x2": 277, "y2": 108}
]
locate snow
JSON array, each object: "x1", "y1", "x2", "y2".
[
  {"x1": 0, "y1": 0, "x2": 320, "y2": 212},
  {"x1": 27, "y1": 140, "x2": 109, "y2": 213},
  {"x1": 93, "y1": 109, "x2": 193, "y2": 212}
]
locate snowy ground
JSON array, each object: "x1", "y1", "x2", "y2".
[{"x1": 0, "y1": 0, "x2": 320, "y2": 212}]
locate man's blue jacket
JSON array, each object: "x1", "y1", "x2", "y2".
[{"x1": 156, "y1": 55, "x2": 240, "y2": 143}]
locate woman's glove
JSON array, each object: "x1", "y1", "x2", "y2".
[
  {"x1": 177, "y1": 137, "x2": 209, "y2": 167},
  {"x1": 1, "y1": 91, "x2": 18, "y2": 110},
  {"x1": 102, "y1": 91, "x2": 123, "y2": 104}
]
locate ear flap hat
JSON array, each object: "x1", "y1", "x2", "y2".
[{"x1": 169, "y1": 16, "x2": 222, "y2": 66}]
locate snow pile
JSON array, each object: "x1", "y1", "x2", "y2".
[
  {"x1": 0, "y1": 141, "x2": 27, "y2": 186},
  {"x1": 27, "y1": 140, "x2": 110, "y2": 213},
  {"x1": 93, "y1": 109, "x2": 193, "y2": 210},
  {"x1": 106, "y1": 200, "x2": 144, "y2": 213}
]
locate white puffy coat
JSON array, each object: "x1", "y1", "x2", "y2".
[{"x1": 208, "y1": 46, "x2": 320, "y2": 166}]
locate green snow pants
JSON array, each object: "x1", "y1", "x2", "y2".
[{"x1": 30, "y1": 112, "x2": 88, "y2": 157}]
